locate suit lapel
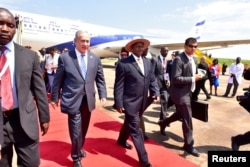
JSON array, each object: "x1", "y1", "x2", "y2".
[
  {"x1": 86, "y1": 51, "x2": 95, "y2": 80},
  {"x1": 157, "y1": 56, "x2": 163, "y2": 72},
  {"x1": 14, "y1": 44, "x2": 23, "y2": 91},
  {"x1": 183, "y1": 53, "x2": 193, "y2": 76},
  {"x1": 142, "y1": 58, "x2": 148, "y2": 77},
  {"x1": 131, "y1": 56, "x2": 144, "y2": 76},
  {"x1": 70, "y1": 50, "x2": 85, "y2": 80}
]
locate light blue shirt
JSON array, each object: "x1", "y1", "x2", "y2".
[
  {"x1": 75, "y1": 49, "x2": 88, "y2": 76},
  {"x1": 1, "y1": 41, "x2": 18, "y2": 110}
]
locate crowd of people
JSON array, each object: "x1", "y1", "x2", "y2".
[{"x1": 1, "y1": 7, "x2": 249, "y2": 167}]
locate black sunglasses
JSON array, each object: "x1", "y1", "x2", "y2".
[{"x1": 187, "y1": 45, "x2": 198, "y2": 48}]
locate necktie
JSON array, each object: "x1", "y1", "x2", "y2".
[
  {"x1": 162, "y1": 57, "x2": 167, "y2": 72},
  {"x1": 137, "y1": 58, "x2": 144, "y2": 75},
  {"x1": 0, "y1": 46, "x2": 14, "y2": 110},
  {"x1": 80, "y1": 54, "x2": 87, "y2": 79}
]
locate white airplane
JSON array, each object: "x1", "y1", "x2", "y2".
[{"x1": 11, "y1": 10, "x2": 250, "y2": 58}]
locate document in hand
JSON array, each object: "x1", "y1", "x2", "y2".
[{"x1": 198, "y1": 68, "x2": 207, "y2": 78}]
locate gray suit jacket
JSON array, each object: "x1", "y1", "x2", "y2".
[
  {"x1": 151, "y1": 55, "x2": 168, "y2": 90},
  {"x1": 51, "y1": 50, "x2": 107, "y2": 114},
  {"x1": 170, "y1": 52, "x2": 194, "y2": 105},
  {"x1": 15, "y1": 44, "x2": 50, "y2": 141}
]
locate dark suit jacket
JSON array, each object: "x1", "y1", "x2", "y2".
[
  {"x1": 51, "y1": 50, "x2": 107, "y2": 114},
  {"x1": 170, "y1": 52, "x2": 194, "y2": 105},
  {"x1": 14, "y1": 44, "x2": 50, "y2": 141},
  {"x1": 151, "y1": 55, "x2": 168, "y2": 90},
  {"x1": 197, "y1": 62, "x2": 209, "y2": 80},
  {"x1": 114, "y1": 55, "x2": 159, "y2": 116},
  {"x1": 166, "y1": 59, "x2": 174, "y2": 81}
]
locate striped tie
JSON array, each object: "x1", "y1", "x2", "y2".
[
  {"x1": 81, "y1": 54, "x2": 87, "y2": 79},
  {"x1": 0, "y1": 46, "x2": 14, "y2": 110}
]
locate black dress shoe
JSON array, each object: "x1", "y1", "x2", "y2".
[
  {"x1": 158, "y1": 120, "x2": 167, "y2": 136},
  {"x1": 184, "y1": 147, "x2": 200, "y2": 157},
  {"x1": 206, "y1": 96, "x2": 211, "y2": 100},
  {"x1": 117, "y1": 141, "x2": 133, "y2": 149},
  {"x1": 140, "y1": 162, "x2": 152, "y2": 167},
  {"x1": 231, "y1": 137, "x2": 239, "y2": 151},
  {"x1": 73, "y1": 160, "x2": 82, "y2": 167},
  {"x1": 81, "y1": 149, "x2": 87, "y2": 157}
]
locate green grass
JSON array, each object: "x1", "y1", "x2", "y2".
[
  {"x1": 101, "y1": 57, "x2": 250, "y2": 69},
  {"x1": 216, "y1": 58, "x2": 250, "y2": 67}
]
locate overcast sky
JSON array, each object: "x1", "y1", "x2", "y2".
[{"x1": 2, "y1": 0, "x2": 250, "y2": 60}]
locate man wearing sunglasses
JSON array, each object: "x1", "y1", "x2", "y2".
[{"x1": 158, "y1": 37, "x2": 202, "y2": 157}]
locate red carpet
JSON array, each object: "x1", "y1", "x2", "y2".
[{"x1": 40, "y1": 106, "x2": 199, "y2": 167}]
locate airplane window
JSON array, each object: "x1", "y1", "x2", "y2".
[
  {"x1": 29, "y1": 24, "x2": 32, "y2": 28},
  {"x1": 39, "y1": 26, "x2": 41, "y2": 29},
  {"x1": 24, "y1": 24, "x2": 27, "y2": 27},
  {"x1": 44, "y1": 27, "x2": 46, "y2": 30},
  {"x1": 52, "y1": 28, "x2": 55, "y2": 31}
]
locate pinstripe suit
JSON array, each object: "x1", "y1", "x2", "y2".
[
  {"x1": 0, "y1": 43, "x2": 50, "y2": 167},
  {"x1": 51, "y1": 49, "x2": 107, "y2": 161},
  {"x1": 161, "y1": 52, "x2": 195, "y2": 148},
  {"x1": 114, "y1": 55, "x2": 159, "y2": 164}
]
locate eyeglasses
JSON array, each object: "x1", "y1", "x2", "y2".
[{"x1": 187, "y1": 45, "x2": 198, "y2": 48}]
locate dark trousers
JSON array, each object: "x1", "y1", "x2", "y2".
[
  {"x1": 192, "y1": 79, "x2": 210, "y2": 100},
  {"x1": 118, "y1": 111, "x2": 148, "y2": 164},
  {"x1": 161, "y1": 95, "x2": 194, "y2": 147},
  {"x1": 68, "y1": 96, "x2": 91, "y2": 161},
  {"x1": 224, "y1": 77, "x2": 239, "y2": 96},
  {"x1": 0, "y1": 109, "x2": 40, "y2": 167},
  {"x1": 159, "y1": 90, "x2": 169, "y2": 120},
  {"x1": 233, "y1": 131, "x2": 250, "y2": 146},
  {"x1": 167, "y1": 96, "x2": 175, "y2": 108}
]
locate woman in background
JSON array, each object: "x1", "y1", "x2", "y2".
[{"x1": 208, "y1": 58, "x2": 220, "y2": 96}]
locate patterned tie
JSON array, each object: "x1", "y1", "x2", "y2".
[
  {"x1": 0, "y1": 46, "x2": 14, "y2": 111},
  {"x1": 80, "y1": 54, "x2": 87, "y2": 79},
  {"x1": 162, "y1": 57, "x2": 167, "y2": 72},
  {"x1": 137, "y1": 58, "x2": 144, "y2": 75}
]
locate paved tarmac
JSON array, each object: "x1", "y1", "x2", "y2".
[
  {"x1": 101, "y1": 66, "x2": 250, "y2": 167},
  {"x1": 12, "y1": 65, "x2": 250, "y2": 167}
]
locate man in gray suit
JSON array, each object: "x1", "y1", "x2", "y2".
[
  {"x1": 51, "y1": 30, "x2": 107, "y2": 167},
  {"x1": 151, "y1": 47, "x2": 170, "y2": 125},
  {"x1": 114, "y1": 39, "x2": 159, "y2": 167},
  {"x1": 0, "y1": 8, "x2": 50, "y2": 166},
  {"x1": 158, "y1": 37, "x2": 201, "y2": 157}
]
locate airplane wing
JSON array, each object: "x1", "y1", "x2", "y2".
[
  {"x1": 150, "y1": 39, "x2": 250, "y2": 51},
  {"x1": 102, "y1": 39, "x2": 250, "y2": 58}
]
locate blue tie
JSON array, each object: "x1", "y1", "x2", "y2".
[{"x1": 81, "y1": 54, "x2": 87, "y2": 78}]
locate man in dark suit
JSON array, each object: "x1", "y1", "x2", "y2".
[
  {"x1": 114, "y1": 39, "x2": 159, "y2": 167},
  {"x1": 158, "y1": 37, "x2": 202, "y2": 157},
  {"x1": 151, "y1": 47, "x2": 170, "y2": 124},
  {"x1": 51, "y1": 30, "x2": 107, "y2": 167},
  {"x1": 192, "y1": 56, "x2": 211, "y2": 101},
  {"x1": 0, "y1": 8, "x2": 50, "y2": 166},
  {"x1": 166, "y1": 51, "x2": 180, "y2": 109}
]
